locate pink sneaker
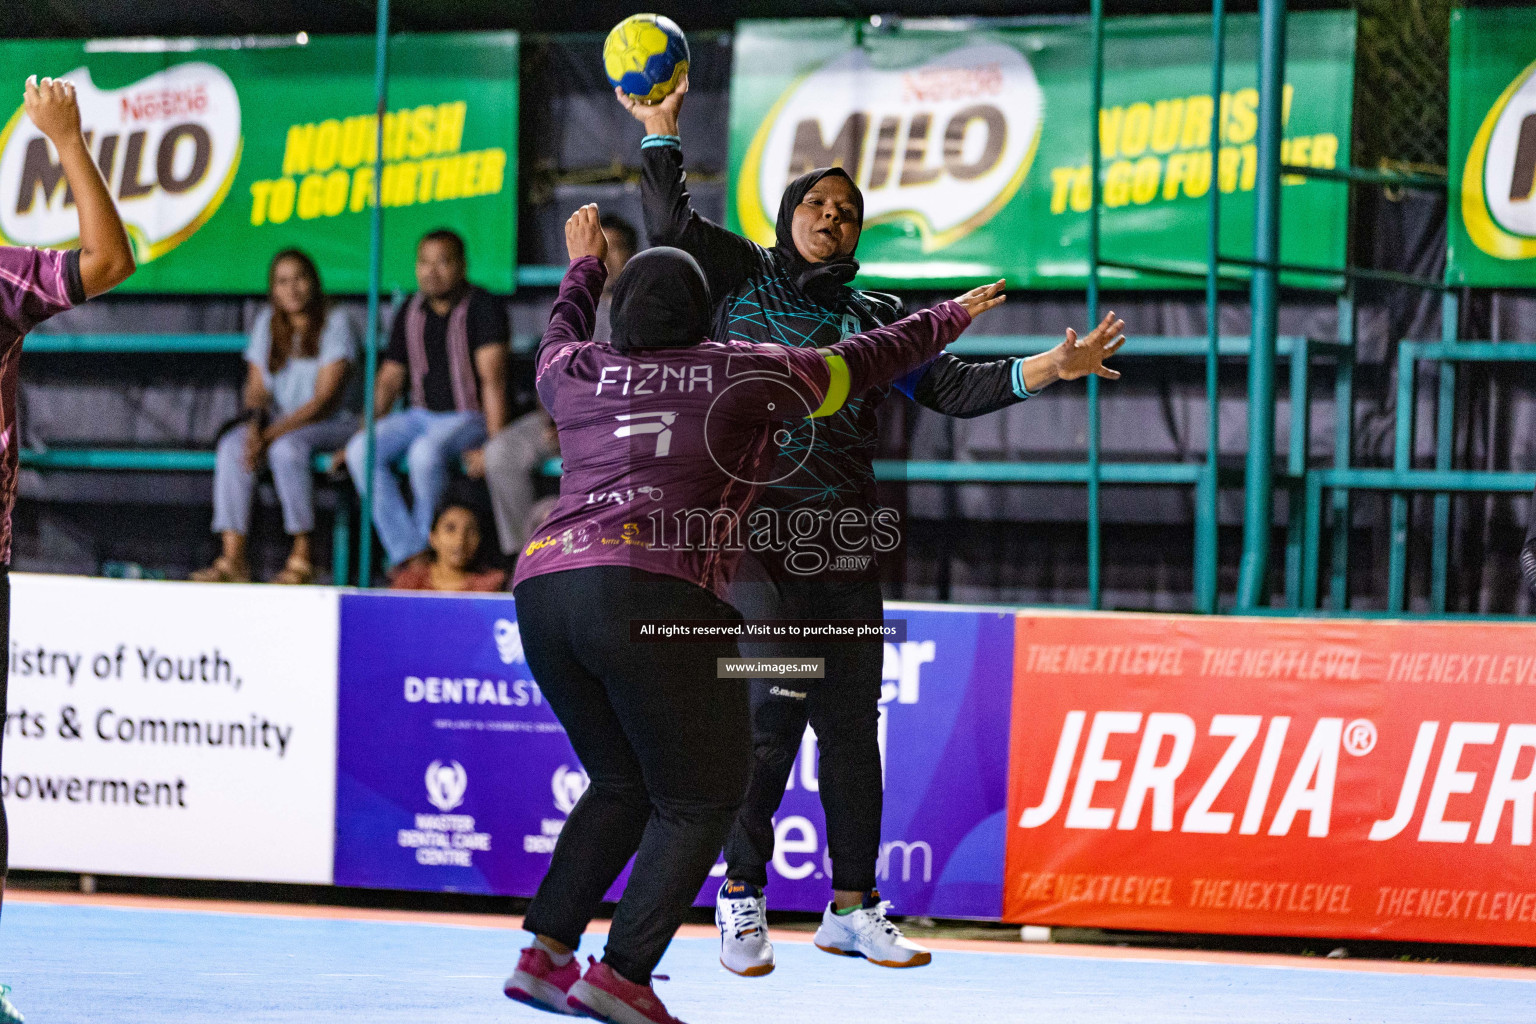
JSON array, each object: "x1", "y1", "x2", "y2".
[
  {"x1": 566, "y1": 959, "x2": 685, "y2": 1024},
  {"x1": 504, "y1": 945, "x2": 583, "y2": 1016}
]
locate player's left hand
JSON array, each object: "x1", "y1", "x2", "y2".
[
  {"x1": 1051, "y1": 312, "x2": 1126, "y2": 381},
  {"x1": 23, "y1": 75, "x2": 82, "y2": 145},
  {"x1": 954, "y1": 279, "x2": 1007, "y2": 319}
]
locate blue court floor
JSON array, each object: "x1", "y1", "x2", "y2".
[{"x1": 3, "y1": 897, "x2": 1535, "y2": 1023}]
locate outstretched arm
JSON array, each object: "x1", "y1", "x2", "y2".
[
  {"x1": 622, "y1": 75, "x2": 761, "y2": 303},
  {"x1": 906, "y1": 311, "x2": 1127, "y2": 418},
  {"x1": 901, "y1": 354, "x2": 1018, "y2": 420},
  {"x1": 798, "y1": 282, "x2": 1007, "y2": 418},
  {"x1": 24, "y1": 76, "x2": 134, "y2": 297}
]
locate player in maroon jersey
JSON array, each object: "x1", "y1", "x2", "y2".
[{"x1": 0, "y1": 76, "x2": 137, "y2": 1024}]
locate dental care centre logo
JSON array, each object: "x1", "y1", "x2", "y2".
[{"x1": 397, "y1": 759, "x2": 491, "y2": 867}]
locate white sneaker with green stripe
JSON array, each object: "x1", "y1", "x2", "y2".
[
  {"x1": 0, "y1": 983, "x2": 23, "y2": 1023},
  {"x1": 813, "y1": 891, "x2": 932, "y2": 968}
]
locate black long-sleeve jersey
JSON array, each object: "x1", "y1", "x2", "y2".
[{"x1": 641, "y1": 140, "x2": 1027, "y2": 524}]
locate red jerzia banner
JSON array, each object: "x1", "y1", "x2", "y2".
[{"x1": 1003, "y1": 613, "x2": 1536, "y2": 945}]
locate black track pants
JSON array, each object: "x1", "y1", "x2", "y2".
[
  {"x1": 721, "y1": 560, "x2": 884, "y2": 894},
  {"x1": 514, "y1": 567, "x2": 749, "y2": 985}
]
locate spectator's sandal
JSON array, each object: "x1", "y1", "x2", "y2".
[
  {"x1": 271, "y1": 558, "x2": 315, "y2": 586},
  {"x1": 189, "y1": 556, "x2": 252, "y2": 584}
]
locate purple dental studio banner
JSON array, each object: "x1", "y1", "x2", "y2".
[
  {"x1": 333, "y1": 591, "x2": 584, "y2": 896},
  {"x1": 333, "y1": 593, "x2": 1015, "y2": 919}
]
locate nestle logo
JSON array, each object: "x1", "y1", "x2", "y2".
[
  {"x1": 120, "y1": 84, "x2": 209, "y2": 123},
  {"x1": 900, "y1": 64, "x2": 1003, "y2": 103}
]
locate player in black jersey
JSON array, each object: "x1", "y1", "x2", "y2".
[
  {"x1": 1523, "y1": 498, "x2": 1536, "y2": 597},
  {"x1": 621, "y1": 76, "x2": 1125, "y2": 976}
]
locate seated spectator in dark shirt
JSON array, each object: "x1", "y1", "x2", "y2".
[
  {"x1": 389, "y1": 500, "x2": 506, "y2": 592},
  {"x1": 345, "y1": 229, "x2": 509, "y2": 568}
]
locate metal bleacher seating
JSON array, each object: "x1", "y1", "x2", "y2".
[
  {"x1": 20, "y1": 329, "x2": 359, "y2": 582},
  {"x1": 22, "y1": 302, "x2": 1361, "y2": 597},
  {"x1": 19, "y1": 267, "x2": 578, "y2": 585}
]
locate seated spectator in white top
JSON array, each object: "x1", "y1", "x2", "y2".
[{"x1": 194, "y1": 249, "x2": 358, "y2": 584}]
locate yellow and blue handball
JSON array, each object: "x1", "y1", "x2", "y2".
[{"x1": 603, "y1": 14, "x2": 689, "y2": 104}]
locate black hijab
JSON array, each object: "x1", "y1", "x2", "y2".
[
  {"x1": 773, "y1": 166, "x2": 864, "y2": 308},
  {"x1": 608, "y1": 246, "x2": 713, "y2": 353}
]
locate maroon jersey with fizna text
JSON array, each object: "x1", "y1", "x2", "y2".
[
  {"x1": 0, "y1": 247, "x2": 84, "y2": 564},
  {"x1": 512, "y1": 256, "x2": 969, "y2": 600}
]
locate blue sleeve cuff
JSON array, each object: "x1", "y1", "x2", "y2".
[
  {"x1": 1011, "y1": 358, "x2": 1041, "y2": 400},
  {"x1": 641, "y1": 134, "x2": 681, "y2": 150},
  {"x1": 893, "y1": 358, "x2": 936, "y2": 400}
]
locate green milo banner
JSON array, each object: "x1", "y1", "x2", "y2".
[
  {"x1": 728, "y1": 13, "x2": 1354, "y2": 289},
  {"x1": 0, "y1": 33, "x2": 517, "y2": 294},
  {"x1": 1449, "y1": 8, "x2": 1536, "y2": 287}
]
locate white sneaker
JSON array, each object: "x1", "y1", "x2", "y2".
[
  {"x1": 716, "y1": 880, "x2": 774, "y2": 976},
  {"x1": 0, "y1": 984, "x2": 22, "y2": 1024},
  {"x1": 813, "y1": 891, "x2": 932, "y2": 968}
]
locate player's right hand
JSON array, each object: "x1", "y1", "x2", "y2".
[
  {"x1": 1052, "y1": 312, "x2": 1127, "y2": 381},
  {"x1": 954, "y1": 279, "x2": 1007, "y2": 319},
  {"x1": 23, "y1": 75, "x2": 82, "y2": 144},
  {"x1": 565, "y1": 203, "x2": 609, "y2": 264},
  {"x1": 615, "y1": 71, "x2": 688, "y2": 134}
]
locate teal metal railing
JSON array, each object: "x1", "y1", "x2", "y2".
[
  {"x1": 20, "y1": 333, "x2": 355, "y2": 585},
  {"x1": 1074, "y1": 0, "x2": 1495, "y2": 616},
  {"x1": 23, "y1": 333, "x2": 247, "y2": 354},
  {"x1": 1299, "y1": 340, "x2": 1536, "y2": 614},
  {"x1": 21, "y1": 446, "x2": 354, "y2": 586}
]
